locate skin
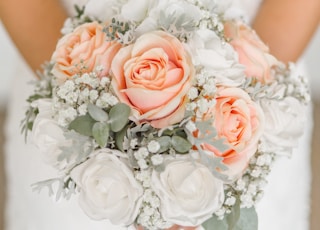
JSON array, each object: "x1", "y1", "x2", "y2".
[
  {"x1": 1, "y1": 0, "x2": 319, "y2": 71},
  {"x1": 0, "y1": 0, "x2": 319, "y2": 230},
  {"x1": 253, "y1": 0, "x2": 320, "y2": 63},
  {"x1": 0, "y1": 0, "x2": 67, "y2": 71}
]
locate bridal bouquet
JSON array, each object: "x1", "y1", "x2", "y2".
[{"x1": 22, "y1": 0, "x2": 310, "y2": 229}]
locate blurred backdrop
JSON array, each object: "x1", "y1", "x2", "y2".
[{"x1": 0, "y1": 20, "x2": 319, "y2": 230}]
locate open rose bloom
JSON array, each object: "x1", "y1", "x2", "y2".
[{"x1": 24, "y1": 0, "x2": 310, "y2": 229}]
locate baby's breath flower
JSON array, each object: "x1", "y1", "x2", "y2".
[
  {"x1": 197, "y1": 98, "x2": 210, "y2": 113},
  {"x1": 95, "y1": 65, "x2": 104, "y2": 72},
  {"x1": 225, "y1": 196, "x2": 236, "y2": 206},
  {"x1": 138, "y1": 159, "x2": 149, "y2": 170},
  {"x1": 100, "y1": 77, "x2": 110, "y2": 87},
  {"x1": 89, "y1": 90, "x2": 99, "y2": 101},
  {"x1": 196, "y1": 73, "x2": 207, "y2": 86},
  {"x1": 130, "y1": 138, "x2": 138, "y2": 149},
  {"x1": 134, "y1": 147, "x2": 149, "y2": 160},
  {"x1": 251, "y1": 169, "x2": 262, "y2": 178},
  {"x1": 78, "y1": 104, "x2": 88, "y2": 115},
  {"x1": 185, "y1": 120, "x2": 197, "y2": 133},
  {"x1": 57, "y1": 107, "x2": 77, "y2": 126},
  {"x1": 147, "y1": 140, "x2": 161, "y2": 153},
  {"x1": 96, "y1": 92, "x2": 119, "y2": 108},
  {"x1": 186, "y1": 102, "x2": 197, "y2": 111},
  {"x1": 188, "y1": 87, "x2": 199, "y2": 100},
  {"x1": 151, "y1": 154, "x2": 163, "y2": 166},
  {"x1": 203, "y1": 78, "x2": 217, "y2": 95}
]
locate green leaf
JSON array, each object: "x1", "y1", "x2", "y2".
[
  {"x1": 115, "y1": 125, "x2": 129, "y2": 151},
  {"x1": 69, "y1": 114, "x2": 96, "y2": 136},
  {"x1": 202, "y1": 215, "x2": 228, "y2": 230},
  {"x1": 109, "y1": 103, "x2": 131, "y2": 132},
  {"x1": 87, "y1": 103, "x2": 108, "y2": 122},
  {"x1": 92, "y1": 122, "x2": 110, "y2": 148},
  {"x1": 171, "y1": 135, "x2": 192, "y2": 153},
  {"x1": 234, "y1": 207, "x2": 258, "y2": 230},
  {"x1": 226, "y1": 198, "x2": 241, "y2": 230},
  {"x1": 155, "y1": 136, "x2": 171, "y2": 153}
]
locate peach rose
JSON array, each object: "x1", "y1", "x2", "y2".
[
  {"x1": 202, "y1": 87, "x2": 264, "y2": 181},
  {"x1": 224, "y1": 21, "x2": 279, "y2": 84},
  {"x1": 51, "y1": 22, "x2": 122, "y2": 83},
  {"x1": 111, "y1": 31, "x2": 194, "y2": 128}
]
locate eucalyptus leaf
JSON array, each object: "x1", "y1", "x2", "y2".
[
  {"x1": 234, "y1": 207, "x2": 258, "y2": 230},
  {"x1": 155, "y1": 136, "x2": 171, "y2": 153},
  {"x1": 69, "y1": 114, "x2": 96, "y2": 136},
  {"x1": 87, "y1": 103, "x2": 108, "y2": 122},
  {"x1": 171, "y1": 135, "x2": 192, "y2": 153},
  {"x1": 226, "y1": 198, "x2": 241, "y2": 230},
  {"x1": 92, "y1": 122, "x2": 110, "y2": 148},
  {"x1": 115, "y1": 125, "x2": 129, "y2": 151},
  {"x1": 202, "y1": 215, "x2": 228, "y2": 230},
  {"x1": 109, "y1": 103, "x2": 131, "y2": 132}
]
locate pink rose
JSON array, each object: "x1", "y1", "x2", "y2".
[
  {"x1": 202, "y1": 87, "x2": 264, "y2": 180},
  {"x1": 224, "y1": 21, "x2": 279, "y2": 84},
  {"x1": 111, "y1": 31, "x2": 194, "y2": 128},
  {"x1": 51, "y1": 22, "x2": 122, "y2": 83}
]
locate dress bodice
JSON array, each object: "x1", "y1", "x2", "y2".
[{"x1": 61, "y1": 0, "x2": 262, "y2": 22}]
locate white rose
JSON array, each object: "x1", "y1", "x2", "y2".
[
  {"x1": 260, "y1": 97, "x2": 306, "y2": 155},
  {"x1": 135, "y1": 0, "x2": 201, "y2": 36},
  {"x1": 121, "y1": 0, "x2": 151, "y2": 22},
  {"x1": 84, "y1": 0, "x2": 125, "y2": 22},
  {"x1": 188, "y1": 29, "x2": 245, "y2": 87},
  {"x1": 71, "y1": 149, "x2": 143, "y2": 226},
  {"x1": 151, "y1": 158, "x2": 224, "y2": 226},
  {"x1": 159, "y1": 0, "x2": 202, "y2": 21},
  {"x1": 32, "y1": 99, "x2": 68, "y2": 168}
]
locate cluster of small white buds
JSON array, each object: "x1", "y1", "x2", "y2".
[
  {"x1": 151, "y1": 154, "x2": 164, "y2": 166},
  {"x1": 134, "y1": 147, "x2": 150, "y2": 170},
  {"x1": 216, "y1": 149, "x2": 276, "y2": 217},
  {"x1": 52, "y1": 70, "x2": 118, "y2": 127},
  {"x1": 135, "y1": 173, "x2": 170, "y2": 229},
  {"x1": 147, "y1": 140, "x2": 161, "y2": 154}
]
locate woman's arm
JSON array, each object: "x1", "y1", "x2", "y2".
[
  {"x1": 0, "y1": 0, "x2": 67, "y2": 71},
  {"x1": 252, "y1": 0, "x2": 320, "y2": 63}
]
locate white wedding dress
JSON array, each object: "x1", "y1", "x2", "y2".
[{"x1": 4, "y1": 0, "x2": 312, "y2": 229}]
